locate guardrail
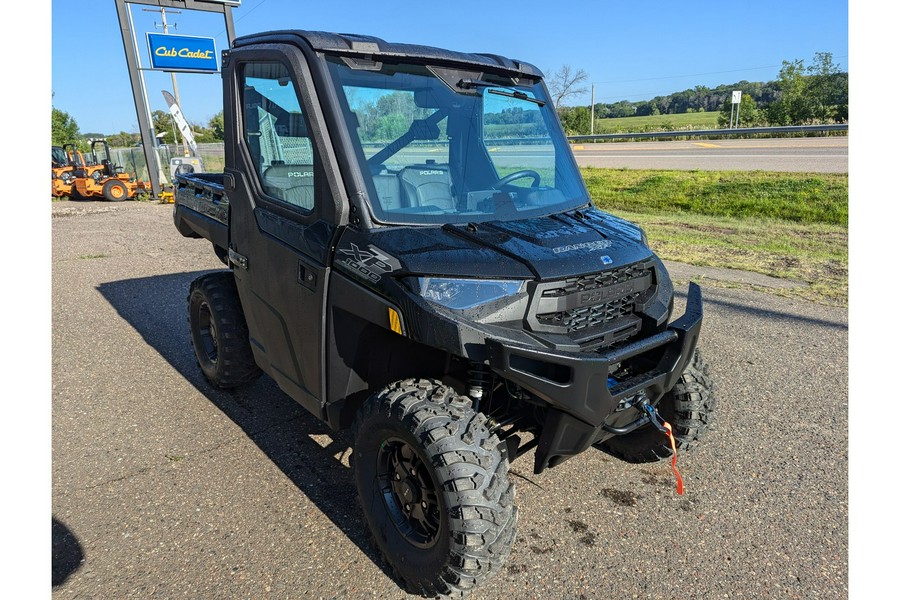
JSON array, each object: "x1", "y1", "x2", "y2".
[{"x1": 568, "y1": 124, "x2": 848, "y2": 142}]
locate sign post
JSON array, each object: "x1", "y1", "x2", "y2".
[
  {"x1": 113, "y1": 0, "x2": 237, "y2": 198},
  {"x1": 730, "y1": 90, "x2": 742, "y2": 129}
]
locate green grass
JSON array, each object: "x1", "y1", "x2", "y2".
[
  {"x1": 582, "y1": 168, "x2": 848, "y2": 226},
  {"x1": 588, "y1": 112, "x2": 721, "y2": 134},
  {"x1": 198, "y1": 154, "x2": 225, "y2": 172},
  {"x1": 581, "y1": 167, "x2": 849, "y2": 306}
]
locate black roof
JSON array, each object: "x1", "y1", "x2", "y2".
[{"x1": 232, "y1": 30, "x2": 544, "y2": 78}]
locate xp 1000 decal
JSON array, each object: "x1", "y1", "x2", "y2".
[{"x1": 337, "y1": 242, "x2": 400, "y2": 283}]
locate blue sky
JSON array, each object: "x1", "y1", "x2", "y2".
[{"x1": 51, "y1": 0, "x2": 849, "y2": 134}]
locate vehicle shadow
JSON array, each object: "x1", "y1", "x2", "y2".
[
  {"x1": 679, "y1": 289, "x2": 847, "y2": 331},
  {"x1": 52, "y1": 517, "x2": 84, "y2": 587},
  {"x1": 96, "y1": 271, "x2": 394, "y2": 584}
]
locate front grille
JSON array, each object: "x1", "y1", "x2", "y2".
[
  {"x1": 536, "y1": 292, "x2": 639, "y2": 330},
  {"x1": 532, "y1": 261, "x2": 655, "y2": 337},
  {"x1": 540, "y1": 263, "x2": 652, "y2": 298}
]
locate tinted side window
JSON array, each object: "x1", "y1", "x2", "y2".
[{"x1": 241, "y1": 61, "x2": 315, "y2": 213}]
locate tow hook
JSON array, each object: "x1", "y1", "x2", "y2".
[
  {"x1": 636, "y1": 398, "x2": 685, "y2": 495},
  {"x1": 636, "y1": 398, "x2": 668, "y2": 434}
]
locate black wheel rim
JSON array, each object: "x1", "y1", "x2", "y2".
[
  {"x1": 197, "y1": 301, "x2": 218, "y2": 366},
  {"x1": 376, "y1": 437, "x2": 441, "y2": 548}
]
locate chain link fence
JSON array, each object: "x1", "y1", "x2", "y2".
[{"x1": 108, "y1": 143, "x2": 226, "y2": 182}]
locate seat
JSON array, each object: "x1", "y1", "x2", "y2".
[
  {"x1": 372, "y1": 172, "x2": 403, "y2": 212},
  {"x1": 399, "y1": 165, "x2": 453, "y2": 211},
  {"x1": 261, "y1": 162, "x2": 314, "y2": 211}
]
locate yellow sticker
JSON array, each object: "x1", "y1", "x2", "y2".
[{"x1": 388, "y1": 308, "x2": 403, "y2": 335}]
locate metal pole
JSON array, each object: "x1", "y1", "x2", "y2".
[
  {"x1": 735, "y1": 99, "x2": 741, "y2": 129},
  {"x1": 114, "y1": 0, "x2": 162, "y2": 197},
  {"x1": 144, "y1": 7, "x2": 184, "y2": 155},
  {"x1": 224, "y1": 6, "x2": 237, "y2": 45},
  {"x1": 590, "y1": 84, "x2": 595, "y2": 136}
]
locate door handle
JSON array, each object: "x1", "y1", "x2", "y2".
[{"x1": 297, "y1": 259, "x2": 317, "y2": 291}]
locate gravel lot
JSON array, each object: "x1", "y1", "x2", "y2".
[{"x1": 51, "y1": 199, "x2": 848, "y2": 599}]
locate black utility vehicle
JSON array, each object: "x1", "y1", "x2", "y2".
[{"x1": 174, "y1": 30, "x2": 716, "y2": 597}]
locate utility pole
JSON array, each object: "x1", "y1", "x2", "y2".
[
  {"x1": 144, "y1": 6, "x2": 184, "y2": 154},
  {"x1": 590, "y1": 84, "x2": 595, "y2": 136}
]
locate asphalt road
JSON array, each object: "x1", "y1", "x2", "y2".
[
  {"x1": 571, "y1": 137, "x2": 848, "y2": 173},
  {"x1": 52, "y1": 200, "x2": 848, "y2": 599}
]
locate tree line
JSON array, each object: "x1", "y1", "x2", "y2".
[
  {"x1": 51, "y1": 106, "x2": 226, "y2": 149},
  {"x1": 52, "y1": 52, "x2": 847, "y2": 146},
  {"x1": 553, "y1": 52, "x2": 847, "y2": 135}
]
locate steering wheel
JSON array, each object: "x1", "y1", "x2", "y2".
[{"x1": 493, "y1": 169, "x2": 541, "y2": 189}]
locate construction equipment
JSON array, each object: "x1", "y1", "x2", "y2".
[
  {"x1": 71, "y1": 139, "x2": 148, "y2": 201},
  {"x1": 51, "y1": 143, "x2": 86, "y2": 198}
]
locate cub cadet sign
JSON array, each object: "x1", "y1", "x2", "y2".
[{"x1": 147, "y1": 33, "x2": 218, "y2": 72}]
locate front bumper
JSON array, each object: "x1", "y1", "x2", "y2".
[{"x1": 486, "y1": 282, "x2": 703, "y2": 473}]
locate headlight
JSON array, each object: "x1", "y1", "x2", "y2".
[{"x1": 416, "y1": 277, "x2": 526, "y2": 310}]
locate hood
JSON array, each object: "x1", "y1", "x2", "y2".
[
  {"x1": 443, "y1": 208, "x2": 654, "y2": 280},
  {"x1": 337, "y1": 208, "x2": 654, "y2": 283}
]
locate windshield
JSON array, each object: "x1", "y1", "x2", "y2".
[
  {"x1": 52, "y1": 146, "x2": 68, "y2": 167},
  {"x1": 326, "y1": 57, "x2": 589, "y2": 225}
]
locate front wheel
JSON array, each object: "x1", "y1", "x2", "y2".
[{"x1": 353, "y1": 379, "x2": 517, "y2": 597}]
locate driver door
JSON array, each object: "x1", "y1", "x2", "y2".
[{"x1": 225, "y1": 45, "x2": 345, "y2": 416}]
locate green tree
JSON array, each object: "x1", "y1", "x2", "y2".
[
  {"x1": 208, "y1": 111, "x2": 225, "y2": 140},
  {"x1": 107, "y1": 131, "x2": 140, "y2": 147},
  {"x1": 51, "y1": 107, "x2": 80, "y2": 146},
  {"x1": 831, "y1": 72, "x2": 849, "y2": 122},
  {"x1": 767, "y1": 59, "x2": 813, "y2": 125},
  {"x1": 558, "y1": 106, "x2": 591, "y2": 135},
  {"x1": 152, "y1": 110, "x2": 177, "y2": 143},
  {"x1": 766, "y1": 53, "x2": 848, "y2": 125},
  {"x1": 354, "y1": 91, "x2": 427, "y2": 142},
  {"x1": 807, "y1": 52, "x2": 848, "y2": 122},
  {"x1": 607, "y1": 100, "x2": 635, "y2": 118}
]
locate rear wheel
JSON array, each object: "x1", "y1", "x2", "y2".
[
  {"x1": 102, "y1": 179, "x2": 128, "y2": 202},
  {"x1": 353, "y1": 379, "x2": 517, "y2": 597},
  {"x1": 600, "y1": 349, "x2": 716, "y2": 463},
  {"x1": 187, "y1": 272, "x2": 262, "y2": 388}
]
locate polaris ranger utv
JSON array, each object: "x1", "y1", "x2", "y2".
[{"x1": 173, "y1": 30, "x2": 715, "y2": 597}]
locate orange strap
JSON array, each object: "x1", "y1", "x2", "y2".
[{"x1": 662, "y1": 422, "x2": 684, "y2": 495}]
